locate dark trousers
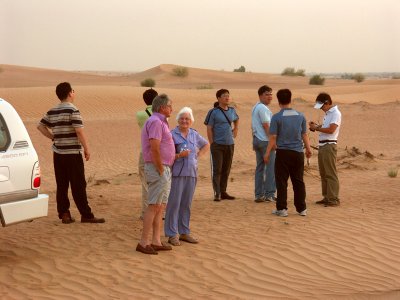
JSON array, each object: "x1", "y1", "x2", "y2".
[
  {"x1": 53, "y1": 152, "x2": 93, "y2": 219},
  {"x1": 275, "y1": 149, "x2": 306, "y2": 212},
  {"x1": 210, "y1": 143, "x2": 234, "y2": 196}
]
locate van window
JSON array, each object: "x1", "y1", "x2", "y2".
[{"x1": 0, "y1": 114, "x2": 11, "y2": 152}]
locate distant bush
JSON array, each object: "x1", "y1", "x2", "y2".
[
  {"x1": 140, "y1": 78, "x2": 156, "y2": 87},
  {"x1": 281, "y1": 67, "x2": 305, "y2": 77},
  {"x1": 233, "y1": 66, "x2": 246, "y2": 72},
  {"x1": 341, "y1": 73, "x2": 353, "y2": 79},
  {"x1": 341, "y1": 73, "x2": 365, "y2": 82},
  {"x1": 388, "y1": 168, "x2": 398, "y2": 178},
  {"x1": 282, "y1": 67, "x2": 295, "y2": 76},
  {"x1": 295, "y1": 69, "x2": 305, "y2": 76},
  {"x1": 352, "y1": 73, "x2": 365, "y2": 83},
  {"x1": 392, "y1": 74, "x2": 400, "y2": 79},
  {"x1": 196, "y1": 84, "x2": 213, "y2": 89},
  {"x1": 309, "y1": 74, "x2": 325, "y2": 85},
  {"x1": 172, "y1": 67, "x2": 188, "y2": 77}
]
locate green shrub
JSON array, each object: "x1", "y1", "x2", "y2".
[
  {"x1": 341, "y1": 73, "x2": 353, "y2": 79},
  {"x1": 140, "y1": 78, "x2": 156, "y2": 87},
  {"x1": 233, "y1": 66, "x2": 246, "y2": 72},
  {"x1": 172, "y1": 67, "x2": 188, "y2": 77},
  {"x1": 388, "y1": 168, "x2": 398, "y2": 178},
  {"x1": 281, "y1": 67, "x2": 305, "y2": 76},
  {"x1": 309, "y1": 74, "x2": 325, "y2": 85},
  {"x1": 341, "y1": 73, "x2": 365, "y2": 82},
  {"x1": 281, "y1": 67, "x2": 296, "y2": 76},
  {"x1": 352, "y1": 73, "x2": 365, "y2": 83}
]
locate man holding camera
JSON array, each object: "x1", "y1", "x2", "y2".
[{"x1": 309, "y1": 93, "x2": 342, "y2": 207}]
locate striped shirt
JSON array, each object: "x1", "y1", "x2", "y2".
[{"x1": 39, "y1": 102, "x2": 83, "y2": 154}]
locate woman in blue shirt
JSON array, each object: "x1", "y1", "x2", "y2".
[{"x1": 165, "y1": 107, "x2": 209, "y2": 246}]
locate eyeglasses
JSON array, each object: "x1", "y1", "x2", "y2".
[{"x1": 264, "y1": 92, "x2": 273, "y2": 96}]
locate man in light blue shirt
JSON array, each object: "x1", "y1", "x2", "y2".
[{"x1": 251, "y1": 85, "x2": 276, "y2": 203}]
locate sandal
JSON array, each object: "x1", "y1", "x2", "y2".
[
  {"x1": 168, "y1": 235, "x2": 181, "y2": 246},
  {"x1": 179, "y1": 234, "x2": 199, "y2": 244}
]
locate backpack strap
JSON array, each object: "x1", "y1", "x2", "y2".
[
  {"x1": 217, "y1": 107, "x2": 232, "y2": 126},
  {"x1": 145, "y1": 108, "x2": 152, "y2": 117}
]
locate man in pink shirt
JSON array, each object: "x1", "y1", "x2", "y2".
[{"x1": 136, "y1": 94, "x2": 175, "y2": 255}]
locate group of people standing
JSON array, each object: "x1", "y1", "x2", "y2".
[
  {"x1": 253, "y1": 86, "x2": 342, "y2": 218},
  {"x1": 37, "y1": 82, "x2": 341, "y2": 256}
]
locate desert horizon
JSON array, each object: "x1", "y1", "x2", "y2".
[{"x1": 1, "y1": 64, "x2": 400, "y2": 299}]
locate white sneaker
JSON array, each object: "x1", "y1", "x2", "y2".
[
  {"x1": 298, "y1": 209, "x2": 307, "y2": 216},
  {"x1": 272, "y1": 209, "x2": 288, "y2": 217},
  {"x1": 265, "y1": 196, "x2": 277, "y2": 203}
]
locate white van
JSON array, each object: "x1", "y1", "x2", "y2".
[{"x1": 0, "y1": 98, "x2": 48, "y2": 227}]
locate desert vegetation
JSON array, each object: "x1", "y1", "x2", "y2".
[
  {"x1": 233, "y1": 66, "x2": 246, "y2": 72},
  {"x1": 281, "y1": 67, "x2": 305, "y2": 76},
  {"x1": 309, "y1": 74, "x2": 325, "y2": 85},
  {"x1": 140, "y1": 78, "x2": 156, "y2": 87},
  {"x1": 341, "y1": 73, "x2": 365, "y2": 83},
  {"x1": 172, "y1": 66, "x2": 189, "y2": 77}
]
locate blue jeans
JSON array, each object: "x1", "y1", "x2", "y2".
[{"x1": 253, "y1": 136, "x2": 276, "y2": 199}]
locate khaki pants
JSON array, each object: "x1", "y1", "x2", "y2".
[
  {"x1": 318, "y1": 144, "x2": 339, "y2": 202},
  {"x1": 138, "y1": 152, "x2": 148, "y2": 217}
]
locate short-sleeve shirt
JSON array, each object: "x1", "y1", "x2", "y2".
[
  {"x1": 204, "y1": 106, "x2": 239, "y2": 145},
  {"x1": 170, "y1": 127, "x2": 208, "y2": 177},
  {"x1": 39, "y1": 102, "x2": 83, "y2": 154},
  {"x1": 141, "y1": 112, "x2": 175, "y2": 166},
  {"x1": 318, "y1": 105, "x2": 341, "y2": 145},
  {"x1": 136, "y1": 105, "x2": 152, "y2": 129},
  {"x1": 251, "y1": 102, "x2": 272, "y2": 141},
  {"x1": 270, "y1": 108, "x2": 307, "y2": 153}
]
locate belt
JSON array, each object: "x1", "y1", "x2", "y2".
[{"x1": 319, "y1": 140, "x2": 337, "y2": 144}]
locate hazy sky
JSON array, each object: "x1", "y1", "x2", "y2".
[{"x1": 1, "y1": 0, "x2": 399, "y2": 73}]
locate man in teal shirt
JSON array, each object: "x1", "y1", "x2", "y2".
[{"x1": 136, "y1": 88, "x2": 158, "y2": 219}]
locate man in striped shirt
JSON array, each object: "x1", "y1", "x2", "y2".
[{"x1": 37, "y1": 82, "x2": 105, "y2": 224}]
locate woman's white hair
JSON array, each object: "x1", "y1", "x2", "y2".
[{"x1": 176, "y1": 106, "x2": 194, "y2": 122}]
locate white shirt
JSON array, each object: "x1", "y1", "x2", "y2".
[{"x1": 319, "y1": 105, "x2": 341, "y2": 146}]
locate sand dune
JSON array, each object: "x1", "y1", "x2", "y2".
[{"x1": 1, "y1": 65, "x2": 400, "y2": 299}]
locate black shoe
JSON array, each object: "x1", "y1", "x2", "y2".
[
  {"x1": 315, "y1": 199, "x2": 327, "y2": 205},
  {"x1": 81, "y1": 216, "x2": 106, "y2": 223},
  {"x1": 61, "y1": 212, "x2": 75, "y2": 224},
  {"x1": 221, "y1": 192, "x2": 235, "y2": 200}
]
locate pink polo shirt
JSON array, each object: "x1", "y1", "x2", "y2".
[{"x1": 141, "y1": 112, "x2": 175, "y2": 166}]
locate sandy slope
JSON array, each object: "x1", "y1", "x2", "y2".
[{"x1": 1, "y1": 65, "x2": 400, "y2": 299}]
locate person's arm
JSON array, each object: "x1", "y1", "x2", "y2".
[
  {"x1": 309, "y1": 122, "x2": 338, "y2": 134},
  {"x1": 232, "y1": 119, "x2": 239, "y2": 138},
  {"x1": 206, "y1": 125, "x2": 214, "y2": 144},
  {"x1": 302, "y1": 133, "x2": 312, "y2": 158},
  {"x1": 197, "y1": 142, "x2": 210, "y2": 158},
  {"x1": 37, "y1": 124, "x2": 54, "y2": 140},
  {"x1": 75, "y1": 127, "x2": 90, "y2": 161},
  {"x1": 149, "y1": 138, "x2": 163, "y2": 175},
  {"x1": 264, "y1": 134, "x2": 277, "y2": 164}
]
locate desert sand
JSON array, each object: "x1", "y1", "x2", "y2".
[{"x1": 1, "y1": 64, "x2": 400, "y2": 299}]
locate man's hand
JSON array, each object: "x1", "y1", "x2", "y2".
[
  {"x1": 84, "y1": 149, "x2": 90, "y2": 161},
  {"x1": 305, "y1": 148, "x2": 312, "y2": 159},
  {"x1": 264, "y1": 153, "x2": 270, "y2": 164}
]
